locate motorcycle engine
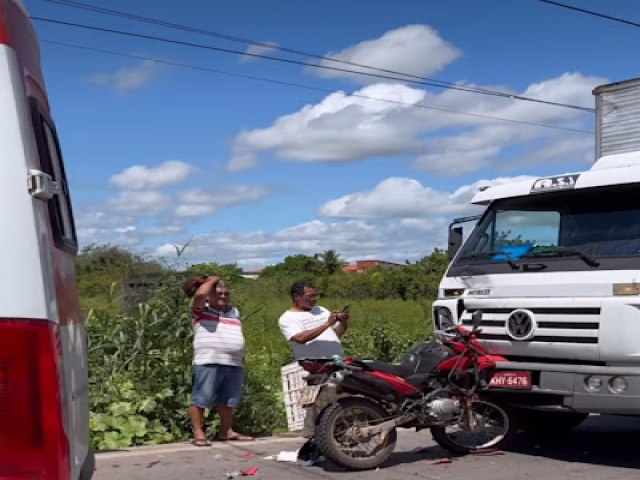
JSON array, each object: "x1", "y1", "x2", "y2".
[{"x1": 425, "y1": 398, "x2": 460, "y2": 421}]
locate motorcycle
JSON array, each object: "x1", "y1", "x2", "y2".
[{"x1": 298, "y1": 310, "x2": 516, "y2": 470}]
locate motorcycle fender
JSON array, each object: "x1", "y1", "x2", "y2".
[{"x1": 478, "y1": 354, "x2": 506, "y2": 371}]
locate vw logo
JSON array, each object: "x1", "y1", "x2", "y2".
[{"x1": 506, "y1": 309, "x2": 536, "y2": 341}]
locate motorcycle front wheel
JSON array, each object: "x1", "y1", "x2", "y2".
[
  {"x1": 315, "y1": 396, "x2": 397, "y2": 470},
  {"x1": 430, "y1": 399, "x2": 516, "y2": 454}
]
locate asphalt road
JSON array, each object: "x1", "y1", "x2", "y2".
[{"x1": 94, "y1": 414, "x2": 640, "y2": 480}]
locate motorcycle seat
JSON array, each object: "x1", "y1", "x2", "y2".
[{"x1": 359, "y1": 360, "x2": 414, "y2": 378}]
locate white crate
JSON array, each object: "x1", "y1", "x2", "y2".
[{"x1": 281, "y1": 362, "x2": 309, "y2": 432}]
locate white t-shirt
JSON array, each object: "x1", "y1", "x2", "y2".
[{"x1": 278, "y1": 306, "x2": 343, "y2": 360}]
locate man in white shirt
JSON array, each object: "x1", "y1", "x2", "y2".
[
  {"x1": 278, "y1": 281, "x2": 349, "y2": 360},
  {"x1": 279, "y1": 281, "x2": 350, "y2": 437}
]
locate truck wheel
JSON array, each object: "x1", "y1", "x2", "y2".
[{"x1": 517, "y1": 410, "x2": 588, "y2": 434}]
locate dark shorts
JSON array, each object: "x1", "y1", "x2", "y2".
[{"x1": 191, "y1": 364, "x2": 245, "y2": 409}]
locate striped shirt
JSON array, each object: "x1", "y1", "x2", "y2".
[{"x1": 191, "y1": 305, "x2": 245, "y2": 367}]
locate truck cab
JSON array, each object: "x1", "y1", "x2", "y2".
[{"x1": 434, "y1": 78, "x2": 640, "y2": 427}]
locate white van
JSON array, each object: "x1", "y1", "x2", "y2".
[{"x1": 0, "y1": 0, "x2": 92, "y2": 478}]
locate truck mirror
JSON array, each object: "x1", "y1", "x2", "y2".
[{"x1": 448, "y1": 226, "x2": 463, "y2": 259}]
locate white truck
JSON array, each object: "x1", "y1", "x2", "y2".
[{"x1": 434, "y1": 77, "x2": 640, "y2": 432}]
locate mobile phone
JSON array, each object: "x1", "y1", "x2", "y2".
[{"x1": 342, "y1": 304, "x2": 351, "y2": 313}]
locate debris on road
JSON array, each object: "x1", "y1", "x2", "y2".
[
  {"x1": 263, "y1": 450, "x2": 299, "y2": 462},
  {"x1": 226, "y1": 466, "x2": 259, "y2": 478},
  {"x1": 425, "y1": 456, "x2": 453, "y2": 465},
  {"x1": 473, "y1": 450, "x2": 505, "y2": 456}
]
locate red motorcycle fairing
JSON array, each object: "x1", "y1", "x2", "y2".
[
  {"x1": 435, "y1": 353, "x2": 506, "y2": 372},
  {"x1": 361, "y1": 371, "x2": 421, "y2": 395}
]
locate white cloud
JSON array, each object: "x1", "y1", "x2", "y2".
[
  {"x1": 109, "y1": 161, "x2": 195, "y2": 190},
  {"x1": 74, "y1": 181, "x2": 275, "y2": 250},
  {"x1": 230, "y1": 72, "x2": 604, "y2": 174},
  {"x1": 320, "y1": 177, "x2": 448, "y2": 218},
  {"x1": 107, "y1": 191, "x2": 170, "y2": 216},
  {"x1": 77, "y1": 174, "x2": 545, "y2": 270},
  {"x1": 313, "y1": 25, "x2": 461, "y2": 84},
  {"x1": 240, "y1": 41, "x2": 280, "y2": 62},
  {"x1": 173, "y1": 185, "x2": 273, "y2": 217},
  {"x1": 89, "y1": 60, "x2": 162, "y2": 92},
  {"x1": 230, "y1": 83, "x2": 426, "y2": 170},
  {"x1": 319, "y1": 175, "x2": 538, "y2": 219},
  {"x1": 77, "y1": 226, "x2": 142, "y2": 248},
  {"x1": 154, "y1": 217, "x2": 445, "y2": 268}
]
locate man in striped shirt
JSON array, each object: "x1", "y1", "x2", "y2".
[{"x1": 183, "y1": 275, "x2": 253, "y2": 446}]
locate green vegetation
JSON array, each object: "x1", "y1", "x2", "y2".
[{"x1": 81, "y1": 245, "x2": 448, "y2": 449}]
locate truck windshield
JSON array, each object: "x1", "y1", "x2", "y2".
[{"x1": 454, "y1": 184, "x2": 640, "y2": 272}]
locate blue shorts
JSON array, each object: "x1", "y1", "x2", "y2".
[{"x1": 191, "y1": 364, "x2": 245, "y2": 409}]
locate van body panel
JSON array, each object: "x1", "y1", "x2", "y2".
[{"x1": 0, "y1": 0, "x2": 91, "y2": 478}]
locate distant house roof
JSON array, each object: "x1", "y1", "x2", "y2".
[
  {"x1": 241, "y1": 269, "x2": 263, "y2": 279},
  {"x1": 342, "y1": 259, "x2": 402, "y2": 273}
]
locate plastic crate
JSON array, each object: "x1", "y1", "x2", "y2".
[{"x1": 281, "y1": 362, "x2": 309, "y2": 432}]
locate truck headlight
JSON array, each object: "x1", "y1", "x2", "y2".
[
  {"x1": 436, "y1": 307, "x2": 454, "y2": 329},
  {"x1": 443, "y1": 288, "x2": 465, "y2": 298},
  {"x1": 609, "y1": 376, "x2": 628, "y2": 394},
  {"x1": 612, "y1": 283, "x2": 640, "y2": 295},
  {"x1": 584, "y1": 376, "x2": 602, "y2": 392}
]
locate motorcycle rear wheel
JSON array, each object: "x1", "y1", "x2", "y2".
[
  {"x1": 315, "y1": 396, "x2": 397, "y2": 470},
  {"x1": 430, "y1": 399, "x2": 515, "y2": 454}
]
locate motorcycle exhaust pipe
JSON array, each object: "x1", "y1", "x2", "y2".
[{"x1": 359, "y1": 412, "x2": 418, "y2": 436}]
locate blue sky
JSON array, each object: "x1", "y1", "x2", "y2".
[{"x1": 23, "y1": 0, "x2": 640, "y2": 269}]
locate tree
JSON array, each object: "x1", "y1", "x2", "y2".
[
  {"x1": 76, "y1": 244, "x2": 165, "y2": 311},
  {"x1": 316, "y1": 250, "x2": 346, "y2": 275},
  {"x1": 185, "y1": 262, "x2": 244, "y2": 283},
  {"x1": 260, "y1": 254, "x2": 325, "y2": 278}
]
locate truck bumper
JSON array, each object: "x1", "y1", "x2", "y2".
[{"x1": 492, "y1": 361, "x2": 640, "y2": 414}]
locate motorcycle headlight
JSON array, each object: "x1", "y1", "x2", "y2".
[{"x1": 436, "y1": 307, "x2": 454, "y2": 329}]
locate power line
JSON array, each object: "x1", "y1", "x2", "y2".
[
  {"x1": 41, "y1": 0, "x2": 428, "y2": 82},
  {"x1": 538, "y1": 0, "x2": 640, "y2": 28},
  {"x1": 32, "y1": 6, "x2": 594, "y2": 113},
  {"x1": 40, "y1": 38, "x2": 594, "y2": 135}
]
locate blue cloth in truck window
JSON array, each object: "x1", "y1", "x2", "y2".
[{"x1": 492, "y1": 244, "x2": 534, "y2": 261}]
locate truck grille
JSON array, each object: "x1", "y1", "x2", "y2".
[{"x1": 460, "y1": 305, "x2": 601, "y2": 345}]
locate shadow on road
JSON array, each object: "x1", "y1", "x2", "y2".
[
  {"x1": 319, "y1": 414, "x2": 640, "y2": 472},
  {"x1": 507, "y1": 414, "x2": 640, "y2": 469},
  {"x1": 319, "y1": 446, "x2": 457, "y2": 472}
]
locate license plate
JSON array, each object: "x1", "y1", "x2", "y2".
[
  {"x1": 299, "y1": 385, "x2": 321, "y2": 406},
  {"x1": 489, "y1": 371, "x2": 532, "y2": 389}
]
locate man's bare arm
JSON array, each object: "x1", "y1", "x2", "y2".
[
  {"x1": 192, "y1": 276, "x2": 221, "y2": 309},
  {"x1": 290, "y1": 313, "x2": 339, "y2": 344}
]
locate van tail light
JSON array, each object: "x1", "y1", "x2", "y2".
[{"x1": 0, "y1": 319, "x2": 70, "y2": 480}]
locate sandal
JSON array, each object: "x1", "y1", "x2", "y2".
[
  {"x1": 217, "y1": 434, "x2": 254, "y2": 442},
  {"x1": 191, "y1": 438, "x2": 211, "y2": 447}
]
